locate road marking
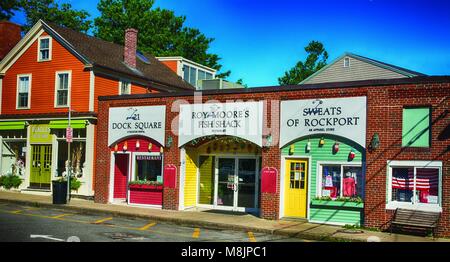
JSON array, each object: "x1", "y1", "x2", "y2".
[
  {"x1": 30, "y1": 235, "x2": 65, "y2": 242},
  {"x1": 138, "y1": 222, "x2": 156, "y2": 231},
  {"x1": 192, "y1": 228, "x2": 201, "y2": 239},
  {"x1": 52, "y1": 213, "x2": 74, "y2": 219},
  {"x1": 248, "y1": 232, "x2": 257, "y2": 242},
  {"x1": 94, "y1": 217, "x2": 113, "y2": 224}
]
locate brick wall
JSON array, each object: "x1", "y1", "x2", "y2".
[{"x1": 95, "y1": 79, "x2": 450, "y2": 235}]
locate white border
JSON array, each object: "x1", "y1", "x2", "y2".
[
  {"x1": 16, "y1": 74, "x2": 32, "y2": 110},
  {"x1": 108, "y1": 152, "x2": 131, "y2": 203},
  {"x1": 0, "y1": 78, "x2": 3, "y2": 114},
  {"x1": 118, "y1": 79, "x2": 131, "y2": 95},
  {"x1": 315, "y1": 160, "x2": 363, "y2": 198},
  {"x1": 386, "y1": 160, "x2": 442, "y2": 213},
  {"x1": 54, "y1": 70, "x2": 72, "y2": 108},
  {"x1": 37, "y1": 35, "x2": 52, "y2": 62},
  {"x1": 88, "y1": 71, "x2": 95, "y2": 111}
]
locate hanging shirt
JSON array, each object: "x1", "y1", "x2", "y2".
[{"x1": 343, "y1": 177, "x2": 356, "y2": 197}]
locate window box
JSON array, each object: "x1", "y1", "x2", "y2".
[
  {"x1": 311, "y1": 199, "x2": 364, "y2": 208},
  {"x1": 129, "y1": 184, "x2": 163, "y2": 206}
]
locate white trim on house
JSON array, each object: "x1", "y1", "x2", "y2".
[
  {"x1": 109, "y1": 152, "x2": 132, "y2": 204},
  {"x1": 156, "y1": 56, "x2": 217, "y2": 74},
  {"x1": 0, "y1": 78, "x2": 3, "y2": 114},
  {"x1": 178, "y1": 147, "x2": 186, "y2": 211},
  {"x1": 54, "y1": 70, "x2": 72, "y2": 108},
  {"x1": 37, "y1": 35, "x2": 52, "y2": 62},
  {"x1": 16, "y1": 74, "x2": 32, "y2": 110},
  {"x1": 386, "y1": 160, "x2": 443, "y2": 213},
  {"x1": 279, "y1": 155, "x2": 312, "y2": 220},
  {"x1": 89, "y1": 71, "x2": 95, "y2": 111},
  {"x1": 343, "y1": 57, "x2": 350, "y2": 68}
]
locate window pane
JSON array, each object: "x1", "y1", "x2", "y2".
[
  {"x1": 392, "y1": 167, "x2": 414, "y2": 203},
  {"x1": 343, "y1": 166, "x2": 363, "y2": 197},
  {"x1": 189, "y1": 67, "x2": 196, "y2": 86},
  {"x1": 58, "y1": 74, "x2": 68, "y2": 90},
  {"x1": 18, "y1": 94, "x2": 28, "y2": 108},
  {"x1": 135, "y1": 158, "x2": 162, "y2": 182},
  {"x1": 57, "y1": 90, "x2": 68, "y2": 106},
  {"x1": 416, "y1": 168, "x2": 439, "y2": 204},
  {"x1": 402, "y1": 108, "x2": 430, "y2": 147},
  {"x1": 183, "y1": 65, "x2": 189, "y2": 81},
  {"x1": 40, "y1": 38, "x2": 49, "y2": 49},
  {"x1": 198, "y1": 70, "x2": 206, "y2": 80},
  {"x1": 19, "y1": 77, "x2": 29, "y2": 93},
  {"x1": 322, "y1": 165, "x2": 341, "y2": 198},
  {"x1": 206, "y1": 73, "x2": 213, "y2": 80},
  {"x1": 121, "y1": 81, "x2": 130, "y2": 95}
]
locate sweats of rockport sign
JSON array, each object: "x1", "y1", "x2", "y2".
[
  {"x1": 178, "y1": 101, "x2": 264, "y2": 147},
  {"x1": 108, "y1": 106, "x2": 166, "y2": 146},
  {"x1": 280, "y1": 97, "x2": 367, "y2": 148}
]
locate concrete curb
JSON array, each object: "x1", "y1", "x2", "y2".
[{"x1": 0, "y1": 197, "x2": 361, "y2": 242}]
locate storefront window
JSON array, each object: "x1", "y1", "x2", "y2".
[
  {"x1": 391, "y1": 166, "x2": 439, "y2": 205},
  {"x1": 320, "y1": 164, "x2": 363, "y2": 199},
  {"x1": 56, "y1": 141, "x2": 86, "y2": 178},
  {"x1": 135, "y1": 155, "x2": 162, "y2": 182},
  {"x1": 1, "y1": 140, "x2": 27, "y2": 177}
]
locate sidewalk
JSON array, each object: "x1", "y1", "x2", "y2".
[{"x1": 0, "y1": 190, "x2": 448, "y2": 242}]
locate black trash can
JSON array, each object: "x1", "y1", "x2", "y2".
[{"x1": 52, "y1": 180, "x2": 68, "y2": 205}]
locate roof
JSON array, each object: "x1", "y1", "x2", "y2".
[
  {"x1": 300, "y1": 52, "x2": 427, "y2": 84},
  {"x1": 41, "y1": 21, "x2": 194, "y2": 91},
  {"x1": 98, "y1": 75, "x2": 450, "y2": 101}
]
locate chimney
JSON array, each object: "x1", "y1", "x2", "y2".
[
  {"x1": 0, "y1": 21, "x2": 22, "y2": 60},
  {"x1": 124, "y1": 28, "x2": 138, "y2": 68}
]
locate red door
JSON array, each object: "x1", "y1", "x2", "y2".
[{"x1": 114, "y1": 154, "x2": 129, "y2": 199}]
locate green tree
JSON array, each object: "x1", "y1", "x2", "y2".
[
  {"x1": 19, "y1": 0, "x2": 92, "y2": 33},
  {"x1": 0, "y1": 0, "x2": 20, "y2": 20},
  {"x1": 278, "y1": 41, "x2": 328, "y2": 85},
  {"x1": 94, "y1": 0, "x2": 230, "y2": 78}
]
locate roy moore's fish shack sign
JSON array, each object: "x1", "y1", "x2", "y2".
[
  {"x1": 178, "y1": 101, "x2": 264, "y2": 147},
  {"x1": 108, "y1": 106, "x2": 166, "y2": 146},
  {"x1": 280, "y1": 97, "x2": 367, "y2": 148}
]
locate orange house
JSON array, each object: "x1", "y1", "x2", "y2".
[{"x1": 0, "y1": 20, "x2": 192, "y2": 198}]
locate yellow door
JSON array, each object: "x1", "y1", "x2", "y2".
[{"x1": 284, "y1": 159, "x2": 308, "y2": 218}]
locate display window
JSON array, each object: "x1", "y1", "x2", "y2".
[
  {"x1": 133, "y1": 155, "x2": 163, "y2": 183},
  {"x1": 319, "y1": 164, "x2": 363, "y2": 199}
]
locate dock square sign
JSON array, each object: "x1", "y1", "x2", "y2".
[
  {"x1": 280, "y1": 97, "x2": 367, "y2": 148},
  {"x1": 178, "y1": 101, "x2": 264, "y2": 147},
  {"x1": 108, "y1": 106, "x2": 166, "y2": 146}
]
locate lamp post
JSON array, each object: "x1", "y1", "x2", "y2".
[{"x1": 66, "y1": 107, "x2": 74, "y2": 203}]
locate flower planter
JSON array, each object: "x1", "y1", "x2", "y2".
[
  {"x1": 311, "y1": 199, "x2": 364, "y2": 208},
  {"x1": 129, "y1": 184, "x2": 163, "y2": 206}
]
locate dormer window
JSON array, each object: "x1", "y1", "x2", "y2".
[
  {"x1": 344, "y1": 57, "x2": 350, "y2": 68},
  {"x1": 38, "y1": 36, "x2": 52, "y2": 61},
  {"x1": 119, "y1": 80, "x2": 131, "y2": 95}
]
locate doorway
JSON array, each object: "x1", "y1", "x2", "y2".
[
  {"x1": 284, "y1": 159, "x2": 308, "y2": 218},
  {"x1": 214, "y1": 157, "x2": 259, "y2": 212},
  {"x1": 30, "y1": 145, "x2": 52, "y2": 189},
  {"x1": 113, "y1": 154, "x2": 129, "y2": 200}
]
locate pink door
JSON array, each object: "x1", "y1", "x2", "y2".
[{"x1": 114, "y1": 154, "x2": 129, "y2": 199}]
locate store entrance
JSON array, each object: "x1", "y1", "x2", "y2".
[
  {"x1": 215, "y1": 157, "x2": 259, "y2": 212},
  {"x1": 30, "y1": 145, "x2": 52, "y2": 189}
]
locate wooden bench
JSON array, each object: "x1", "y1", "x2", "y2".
[{"x1": 391, "y1": 208, "x2": 440, "y2": 237}]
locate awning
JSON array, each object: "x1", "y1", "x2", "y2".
[
  {"x1": 0, "y1": 121, "x2": 26, "y2": 130},
  {"x1": 49, "y1": 120, "x2": 88, "y2": 129}
]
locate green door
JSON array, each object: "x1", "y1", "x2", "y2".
[{"x1": 30, "y1": 145, "x2": 52, "y2": 189}]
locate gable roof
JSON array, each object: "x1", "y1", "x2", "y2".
[
  {"x1": 0, "y1": 20, "x2": 193, "y2": 92},
  {"x1": 300, "y1": 52, "x2": 426, "y2": 84}
]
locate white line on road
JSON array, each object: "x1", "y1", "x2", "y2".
[{"x1": 30, "y1": 235, "x2": 65, "y2": 242}]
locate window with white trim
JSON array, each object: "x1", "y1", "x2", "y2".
[
  {"x1": 55, "y1": 72, "x2": 70, "y2": 107},
  {"x1": 319, "y1": 164, "x2": 363, "y2": 199},
  {"x1": 344, "y1": 57, "x2": 350, "y2": 68},
  {"x1": 388, "y1": 162, "x2": 441, "y2": 208},
  {"x1": 17, "y1": 75, "x2": 31, "y2": 109},
  {"x1": 38, "y1": 37, "x2": 52, "y2": 61},
  {"x1": 119, "y1": 80, "x2": 131, "y2": 95}
]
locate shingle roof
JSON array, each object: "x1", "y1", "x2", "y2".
[{"x1": 42, "y1": 21, "x2": 194, "y2": 91}]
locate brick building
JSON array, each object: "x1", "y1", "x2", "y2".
[{"x1": 94, "y1": 76, "x2": 450, "y2": 236}]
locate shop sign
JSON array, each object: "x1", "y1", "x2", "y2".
[
  {"x1": 136, "y1": 155, "x2": 162, "y2": 161},
  {"x1": 280, "y1": 97, "x2": 367, "y2": 148},
  {"x1": 30, "y1": 124, "x2": 52, "y2": 144},
  {"x1": 178, "y1": 101, "x2": 263, "y2": 147},
  {"x1": 108, "y1": 106, "x2": 166, "y2": 146}
]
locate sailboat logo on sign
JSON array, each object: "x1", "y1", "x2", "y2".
[{"x1": 126, "y1": 108, "x2": 140, "y2": 121}]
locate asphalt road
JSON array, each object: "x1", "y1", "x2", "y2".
[{"x1": 0, "y1": 202, "x2": 309, "y2": 242}]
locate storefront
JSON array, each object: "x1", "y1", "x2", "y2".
[
  {"x1": 107, "y1": 105, "x2": 166, "y2": 207},
  {"x1": 279, "y1": 97, "x2": 367, "y2": 225},
  {"x1": 178, "y1": 101, "x2": 263, "y2": 213},
  {"x1": 0, "y1": 118, "x2": 95, "y2": 197}
]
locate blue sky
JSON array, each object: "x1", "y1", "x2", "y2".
[{"x1": 10, "y1": 0, "x2": 450, "y2": 87}]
